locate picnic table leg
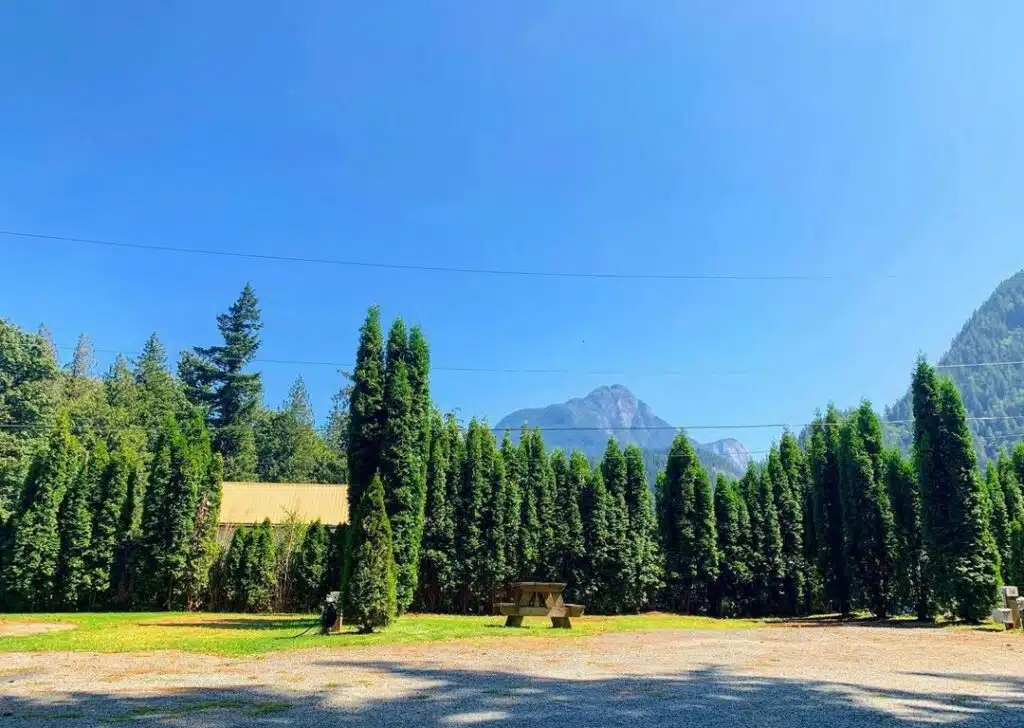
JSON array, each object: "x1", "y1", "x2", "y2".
[
  {"x1": 504, "y1": 615, "x2": 524, "y2": 628},
  {"x1": 551, "y1": 617, "x2": 572, "y2": 629}
]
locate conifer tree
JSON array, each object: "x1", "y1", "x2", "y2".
[
  {"x1": 455, "y1": 419, "x2": 488, "y2": 610},
  {"x1": 599, "y1": 439, "x2": 632, "y2": 610},
  {"x1": 808, "y1": 407, "x2": 851, "y2": 616},
  {"x1": 296, "y1": 520, "x2": 330, "y2": 611},
  {"x1": 103, "y1": 355, "x2": 141, "y2": 430},
  {"x1": 777, "y1": 432, "x2": 808, "y2": 614},
  {"x1": 57, "y1": 440, "x2": 107, "y2": 608},
  {"x1": 244, "y1": 519, "x2": 278, "y2": 613},
  {"x1": 2, "y1": 418, "x2": 80, "y2": 611},
  {"x1": 739, "y1": 464, "x2": 765, "y2": 614},
  {"x1": 579, "y1": 467, "x2": 612, "y2": 611},
  {"x1": 555, "y1": 451, "x2": 588, "y2": 600},
  {"x1": 712, "y1": 474, "x2": 751, "y2": 616},
  {"x1": 523, "y1": 428, "x2": 555, "y2": 578},
  {"x1": 658, "y1": 434, "x2": 717, "y2": 613},
  {"x1": 623, "y1": 444, "x2": 662, "y2": 611},
  {"x1": 883, "y1": 447, "x2": 933, "y2": 621},
  {"x1": 839, "y1": 406, "x2": 897, "y2": 619},
  {"x1": 997, "y1": 449, "x2": 1024, "y2": 523},
  {"x1": 346, "y1": 307, "x2": 386, "y2": 524},
  {"x1": 184, "y1": 446, "x2": 223, "y2": 611},
  {"x1": 419, "y1": 412, "x2": 456, "y2": 611},
  {"x1": 480, "y1": 431, "x2": 508, "y2": 606},
  {"x1": 224, "y1": 526, "x2": 250, "y2": 610},
  {"x1": 406, "y1": 326, "x2": 432, "y2": 474},
  {"x1": 133, "y1": 334, "x2": 184, "y2": 447},
  {"x1": 757, "y1": 454, "x2": 785, "y2": 614},
  {"x1": 86, "y1": 438, "x2": 143, "y2": 608},
  {"x1": 913, "y1": 360, "x2": 1001, "y2": 621},
  {"x1": 345, "y1": 475, "x2": 397, "y2": 632},
  {"x1": 179, "y1": 284, "x2": 262, "y2": 480},
  {"x1": 985, "y1": 465, "x2": 1012, "y2": 582},
  {"x1": 500, "y1": 432, "x2": 523, "y2": 581}
]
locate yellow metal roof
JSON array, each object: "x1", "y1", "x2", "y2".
[{"x1": 220, "y1": 482, "x2": 349, "y2": 526}]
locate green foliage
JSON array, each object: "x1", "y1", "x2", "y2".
[
  {"x1": 756, "y1": 455, "x2": 784, "y2": 614},
  {"x1": 808, "y1": 406, "x2": 851, "y2": 616},
  {"x1": 712, "y1": 474, "x2": 752, "y2": 616},
  {"x1": 455, "y1": 419, "x2": 488, "y2": 611},
  {"x1": 255, "y1": 378, "x2": 343, "y2": 484},
  {"x1": 56, "y1": 440, "x2": 107, "y2": 609},
  {"x1": 598, "y1": 439, "x2": 632, "y2": 611},
  {"x1": 984, "y1": 465, "x2": 1012, "y2": 582},
  {"x1": 579, "y1": 467, "x2": 612, "y2": 609},
  {"x1": 499, "y1": 432, "x2": 523, "y2": 582},
  {"x1": 0, "y1": 320, "x2": 59, "y2": 520},
  {"x1": 244, "y1": 519, "x2": 278, "y2": 613},
  {"x1": 554, "y1": 451, "x2": 588, "y2": 600},
  {"x1": 777, "y1": 433, "x2": 808, "y2": 615},
  {"x1": 418, "y1": 413, "x2": 457, "y2": 611},
  {"x1": 913, "y1": 360, "x2": 1001, "y2": 622},
  {"x1": 2, "y1": 417, "x2": 80, "y2": 611},
  {"x1": 515, "y1": 428, "x2": 541, "y2": 579},
  {"x1": 295, "y1": 520, "x2": 330, "y2": 611},
  {"x1": 524, "y1": 428, "x2": 556, "y2": 579},
  {"x1": 380, "y1": 319, "x2": 425, "y2": 613},
  {"x1": 658, "y1": 434, "x2": 717, "y2": 613},
  {"x1": 346, "y1": 306, "x2": 386, "y2": 525},
  {"x1": 179, "y1": 284, "x2": 262, "y2": 480},
  {"x1": 883, "y1": 447, "x2": 933, "y2": 620},
  {"x1": 344, "y1": 475, "x2": 397, "y2": 633}
]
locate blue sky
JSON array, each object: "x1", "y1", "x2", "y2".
[{"x1": 2, "y1": 2, "x2": 1023, "y2": 454}]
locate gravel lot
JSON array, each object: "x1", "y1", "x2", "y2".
[{"x1": 1, "y1": 622, "x2": 1022, "y2": 727}]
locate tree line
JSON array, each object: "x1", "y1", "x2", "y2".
[{"x1": 2, "y1": 287, "x2": 1023, "y2": 631}]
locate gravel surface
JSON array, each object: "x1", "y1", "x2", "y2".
[{"x1": 1, "y1": 623, "x2": 1022, "y2": 726}]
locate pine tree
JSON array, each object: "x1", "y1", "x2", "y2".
[
  {"x1": 133, "y1": 334, "x2": 184, "y2": 447},
  {"x1": 480, "y1": 431, "x2": 508, "y2": 607},
  {"x1": 179, "y1": 284, "x2": 262, "y2": 480},
  {"x1": 379, "y1": 318, "x2": 425, "y2": 613},
  {"x1": 883, "y1": 447, "x2": 933, "y2": 620},
  {"x1": 777, "y1": 432, "x2": 807, "y2": 615},
  {"x1": 622, "y1": 444, "x2": 660, "y2": 611},
  {"x1": 296, "y1": 520, "x2": 330, "y2": 611},
  {"x1": 599, "y1": 439, "x2": 632, "y2": 611},
  {"x1": 345, "y1": 475, "x2": 397, "y2": 632},
  {"x1": 406, "y1": 325, "x2": 431, "y2": 476},
  {"x1": 913, "y1": 360, "x2": 1001, "y2": 622},
  {"x1": 103, "y1": 355, "x2": 141, "y2": 431},
  {"x1": 86, "y1": 437, "x2": 143, "y2": 608},
  {"x1": 419, "y1": 412, "x2": 456, "y2": 611},
  {"x1": 739, "y1": 465, "x2": 765, "y2": 615},
  {"x1": 515, "y1": 427, "x2": 540, "y2": 580},
  {"x1": 712, "y1": 474, "x2": 751, "y2": 616},
  {"x1": 345, "y1": 307, "x2": 386, "y2": 522},
  {"x1": 2, "y1": 418, "x2": 80, "y2": 611},
  {"x1": 808, "y1": 407, "x2": 851, "y2": 616},
  {"x1": 658, "y1": 433, "x2": 717, "y2": 613},
  {"x1": 500, "y1": 432, "x2": 523, "y2": 582},
  {"x1": 455, "y1": 419, "x2": 488, "y2": 611},
  {"x1": 56, "y1": 440, "x2": 107, "y2": 609}
]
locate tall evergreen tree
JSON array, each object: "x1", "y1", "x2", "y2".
[
  {"x1": 555, "y1": 451, "x2": 588, "y2": 600},
  {"x1": 133, "y1": 334, "x2": 184, "y2": 447},
  {"x1": 883, "y1": 447, "x2": 933, "y2": 620},
  {"x1": 179, "y1": 284, "x2": 262, "y2": 479},
  {"x1": 345, "y1": 475, "x2": 397, "y2": 633},
  {"x1": 913, "y1": 360, "x2": 1001, "y2": 622},
  {"x1": 712, "y1": 474, "x2": 751, "y2": 616},
  {"x1": 739, "y1": 464, "x2": 765, "y2": 614},
  {"x1": 406, "y1": 325, "x2": 432, "y2": 475},
  {"x1": 243, "y1": 518, "x2": 277, "y2": 613},
  {"x1": 579, "y1": 467, "x2": 612, "y2": 611},
  {"x1": 2, "y1": 417, "x2": 80, "y2": 611},
  {"x1": 777, "y1": 432, "x2": 807, "y2": 615},
  {"x1": 599, "y1": 439, "x2": 632, "y2": 611},
  {"x1": 839, "y1": 406, "x2": 897, "y2": 619},
  {"x1": 658, "y1": 434, "x2": 717, "y2": 613},
  {"x1": 500, "y1": 432, "x2": 524, "y2": 582},
  {"x1": 345, "y1": 306, "x2": 386, "y2": 520},
  {"x1": 997, "y1": 449, "x2": 1024, "y2": 522},
  {"x1": 86, "y1": 437, "x2": 143, "y2": 608},
  {"x1": 56, "y1": 440, "x2": 107, "y2": 608},
  {"x1": 757, "y1": 453, "x2": 785, "y2": 614},
  {"x1": 984, "y1": 465, "x2": 1012, "y2": 583},
  {"x1": 296, "y1": 520, "x2": 330, "y2": 611},
  {"x1": 419, "y1": 412, "x2": 456, "y2": 611},
  {"x1": 523, "y1": 428, "x2": 555, "y2": 578},
  {"x1": 622, "y1": 444, "x2": 660, "y2": 611},
  {"x1": 808, "y1": 407, "x2": 851, "y2": 616},
  {"x1": 455, "y1": 419, "x2": 488, "y2": 611},
  {"x1": 184, "y1": 444, "x2": 223, "y2": 611},
  {"x1": 379, "y1": 318, "x2": 425, "y2": 613},
  {"x1": 479, "y1": 431, "x2": 508, "y2": 607}
]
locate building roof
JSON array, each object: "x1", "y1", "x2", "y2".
[{"x1": 220, "y1": 482, "x2": 349, "y2": 526}]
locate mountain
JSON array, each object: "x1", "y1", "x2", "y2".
[
  {"x1": 885, "y1": 269, "x2": 1024, "y2": 460},
  {"x1": 495, "y1": 384, "x2": 750, "y2": 480}
]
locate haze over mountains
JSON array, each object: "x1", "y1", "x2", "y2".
[{"x1": 495, "y1": 384, "x2": 751, "y2": 479}]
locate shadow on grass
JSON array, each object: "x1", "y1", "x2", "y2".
[
  {"x1": 137, "y1": 617, "x2": 318, "y2": 631},
  {"x1": 2, "y1": 659, "x2": 1023, "y2": 727}
]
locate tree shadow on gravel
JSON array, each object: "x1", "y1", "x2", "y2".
[
  {"x1": 2, "y1": 662, "x2": 1022, "y2": 727},
  {"x1": 776, "y1": 614, "x2": 998, "y2": 631}
]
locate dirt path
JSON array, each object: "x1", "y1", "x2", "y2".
[
  {"x1": 0, "y1": 621, "x2": 75, "y2": 637},
  {"x1": 1, "y1": 624, "x2": 1021, "y2": 726}
]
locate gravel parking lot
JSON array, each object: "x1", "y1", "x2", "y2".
[{"x1": 1, "y1": 622, "x2": 1021, "y2": 727}]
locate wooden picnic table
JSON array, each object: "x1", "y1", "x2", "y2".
[{"x1": 497, "y1": 582, "x2": 585, "y2": 629}]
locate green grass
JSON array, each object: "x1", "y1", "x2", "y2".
[
  {"x1": 0, "y1": 611, "x2": 760, "y2": 657},
  {"x1": 99, "y1": 698, "x2": 294, "y2": 724}
]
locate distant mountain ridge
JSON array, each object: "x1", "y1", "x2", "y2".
[
  {"x1": 495, "y1": 384, "x2": 750, "y2": 480},
  {"x1": 885, "y1": 268, "x2": 1024, "y2": 459}
]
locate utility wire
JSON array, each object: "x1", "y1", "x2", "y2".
[
  {"x1": 53, "y1": 345, "x2": 1024, "y2": 377},
  {"x1": 3, "y1": 229, "x2": 888, "y2": 281}
]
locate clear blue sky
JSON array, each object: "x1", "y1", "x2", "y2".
[{"x1": 2, "y1": 2, "x2": 1023, "y2": 454}]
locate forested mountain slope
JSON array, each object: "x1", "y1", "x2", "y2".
[{"x1": 885, "y1": 269, "x2": 1024, "y2": 459}]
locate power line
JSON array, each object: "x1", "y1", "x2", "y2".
[
  {"x1": 53, "y1": 344, "x2": 1024, "y2": 377},
  {"x1": 3, "y1": 229, "x2": 887, "y2": 282}
]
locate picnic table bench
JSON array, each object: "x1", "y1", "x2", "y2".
[{"x1": 498, "y1": 582, "x2": 585, "y2": 629}]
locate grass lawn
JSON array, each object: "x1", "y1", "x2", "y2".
[{"x1": 0, "y1": 612, "x2": 760, "y2": 657}]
